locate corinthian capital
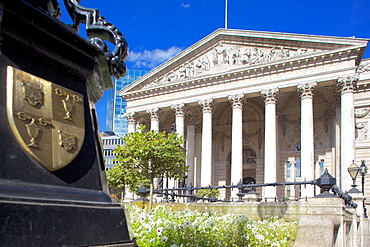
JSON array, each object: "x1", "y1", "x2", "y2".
[
  {"x1": 171, "y1": 103, "x2": 187, "y2": 117},
  {"x1": 297, "y1": 82, "x2": 317, "y2": 100},
  {"x1": 228, "y1": 93, "x2": 245, "y2": 108},
  {"x1": 261, "y1": 88, "x2": 279, "y2": 104},
  {"x1": 198, "y1": 99, "x2": 214, "y2": 113},
  {"x1": 123, "y1": 112, "x2": 138, "y2": 124},
  {"x1": 185, "y1": 112, "x2": 199, "y2": 125},
  {"x1": 337, "y1": 75, "x2": 358, "y2": 95},
  {"x1": 147, "y1": 107, "x2": 162, "y2": 120}
]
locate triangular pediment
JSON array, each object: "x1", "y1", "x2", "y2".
[{"x1": 120, "y1": 29, "x2": 368, "y2": 95}]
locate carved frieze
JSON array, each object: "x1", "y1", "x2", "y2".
[
  {"x1": 357, "y1": 61, "x2": 370, "y2": 73},
  {"x1": 144, "y1": 41, "x2": 314, "y2": 89},
  {"x1": 355, "y1": 108, "x2": 370, "y2": 118},
  {"x1": 356, "y1": 122, "x2": 368, "y2": 140}
]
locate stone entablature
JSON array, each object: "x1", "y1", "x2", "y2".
[
  {"x1": 123, "y1": 48, "x2": 362, "y2": 108},
  {"x1": 124, "y1": 61, "x2": 353, "y2": 110}
]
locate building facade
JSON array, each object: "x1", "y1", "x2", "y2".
[
  {"x1": 119, "y1": 29, "x2": 370, "y2": 200},
  {"x1": 106, "y1": 70, "x2": 148, "y2": 137},
  {"x1": 101, "y1": 131, "x2": 124, "y2": 170}
]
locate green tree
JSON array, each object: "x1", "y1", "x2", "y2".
[
  {"x1": 110, "y1": 125, "x2": 188, "y2": 210},
  {"x1": 106, "y1": 163, "x2": 145, "y2": 202}
]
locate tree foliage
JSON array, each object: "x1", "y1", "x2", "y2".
[
  {"x1": 107, "y1": 125, "x2": 188, "y2": 207},
  {"x1": 106, "y1": 163, "x2": 146, "y2": 201}
]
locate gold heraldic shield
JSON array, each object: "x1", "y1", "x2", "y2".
[{"x1": 6, "y1": 66, "x2": 85, "y2": 171}]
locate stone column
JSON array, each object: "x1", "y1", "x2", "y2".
[
  {"x1": 171, "y1": 103, "x2": 187, "y2": 147},
  {"x1": 337, "y1": 76, "x2": 358, "y2": 191},
  {"x1": 186, "y1": 114, "x2": 197, "y2": 186},
  {"x1": 228, "y1": 94, "x2": 245, "y2": 198},
  {"x1": 297, "y1": 82, "x2": 316, "y2": 198},
  {"x1": 123, "y1": 112, "x2": 138, "y2": 201},
  {"x1": 147, "y1": 107, "x2": 162, "y2": 131},
  {"x1": 147, "y1": 107, "x2": 162, "y2": 194},
  {"x1": 198, "y1": 99, "x2": 214, "y2": 186},
  {"x1": 261, "y1": 88, "x2": 279, "y2": 200},
  {"x1": 124, "y1": 112, "x2": 138, "y2": 133}
]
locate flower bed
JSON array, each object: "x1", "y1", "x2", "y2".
[{"x1": 126, "y1": 204, "x2": 297, "y2": 247}]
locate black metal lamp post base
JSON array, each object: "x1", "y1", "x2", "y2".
[{"x1": 0, "y1": 1, "x2": 134, "y2": 246}]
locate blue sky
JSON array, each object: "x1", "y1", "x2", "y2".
[{"x1": 60, "y1": 0, "x2": 370, "y2": 132}]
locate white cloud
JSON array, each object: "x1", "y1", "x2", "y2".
[
  {"x1": 182, "y1": 3, "x2": 191, "y2": 9},
  {"x1": 128, "y1": 46, "x2": 182, "y2": 70}
]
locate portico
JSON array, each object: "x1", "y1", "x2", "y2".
[{"x1": 119, "y1": 29, "x2": 370, "y2": 200}]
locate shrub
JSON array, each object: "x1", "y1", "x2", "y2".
[
  {"x1": 196, "y1": 188, "x2": 220, "y2": 198},
  {"x1": 126, "y1": 204, "x2": 297, "y2": 247}
]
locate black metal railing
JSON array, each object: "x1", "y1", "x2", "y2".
[{"x1": 136, "y1": 169, "x2": 358, "y2": 209}]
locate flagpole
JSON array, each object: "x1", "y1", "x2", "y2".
[{"x1": 225, "y1": 0, "x2": 228, "y2": 29}]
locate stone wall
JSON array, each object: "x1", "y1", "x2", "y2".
[{"x1": 130, "y1": 196, "x2": 366, "y2": 247}]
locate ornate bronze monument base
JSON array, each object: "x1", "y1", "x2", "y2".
[{"x1": 0, "y1": 1, "x2": 135, "y2": 246}]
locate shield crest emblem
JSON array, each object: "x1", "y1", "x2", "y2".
[{"x1": 6, "y1": 66, "x2": 85, "y2": 171}]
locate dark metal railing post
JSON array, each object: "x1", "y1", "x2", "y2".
[{"x1": 236, "y1": 180, "x2": 244, "y2": 202}]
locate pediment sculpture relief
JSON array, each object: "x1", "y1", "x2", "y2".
[
  {"x1": 144, "y1": 42, "x2": 315, "y2": 88},
  {"x1": 357, "y1": 61, "x2": 370, "y2": 73}
]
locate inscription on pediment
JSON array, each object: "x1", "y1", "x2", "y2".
[{"x1": 144, "y1": 42, "x2": 318, "y2": 88}]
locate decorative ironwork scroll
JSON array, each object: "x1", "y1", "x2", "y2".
[{"x1": 64, "y1": 0, "x2": 128, "y2": 78}]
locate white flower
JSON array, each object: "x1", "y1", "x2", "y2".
[
  {"x1": 161, "y1": 236, "x2": 168, "y2": 243},
  {"x1": 208, "y1": 220, "x2": 216, "y2": 227},
  {"x1": 144, "y1": 224, "x2": 151, "y2": 232},
  {"x1": 183, "y1": 220, "x2": 191, "y2": 227}
]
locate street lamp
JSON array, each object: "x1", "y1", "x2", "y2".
[
  {"x1": 360, "y1": 160, "x2": 368, "y2": 196},
  {"x1": 348, "y1": 161, "x2": 361, "y2": 193}
]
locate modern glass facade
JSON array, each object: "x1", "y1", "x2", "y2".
[{"x1": 105, "y1": 70, "x2": 148, "y2": 137}]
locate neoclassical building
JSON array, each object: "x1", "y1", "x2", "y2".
[{"x1": 119, "y1": 29, "x2": 370, "y2": 200}]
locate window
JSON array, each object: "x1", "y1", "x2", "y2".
[
  {"x1": 286, "y1": 185, "x2": 291, "y2": 197},
  {"x1": 295, "y1": 157, "x2": 301, "y2": 178},
  {"x1": 286, "y1": 162, "x2": 291, "y2": 178},
  {"x1": 319, "y1": 160, "x2": 325, "y2": 176}
]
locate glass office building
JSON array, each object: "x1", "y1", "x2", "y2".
[{"x1": 105, "y1": 70, "x2": 148, "y2": 137}]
